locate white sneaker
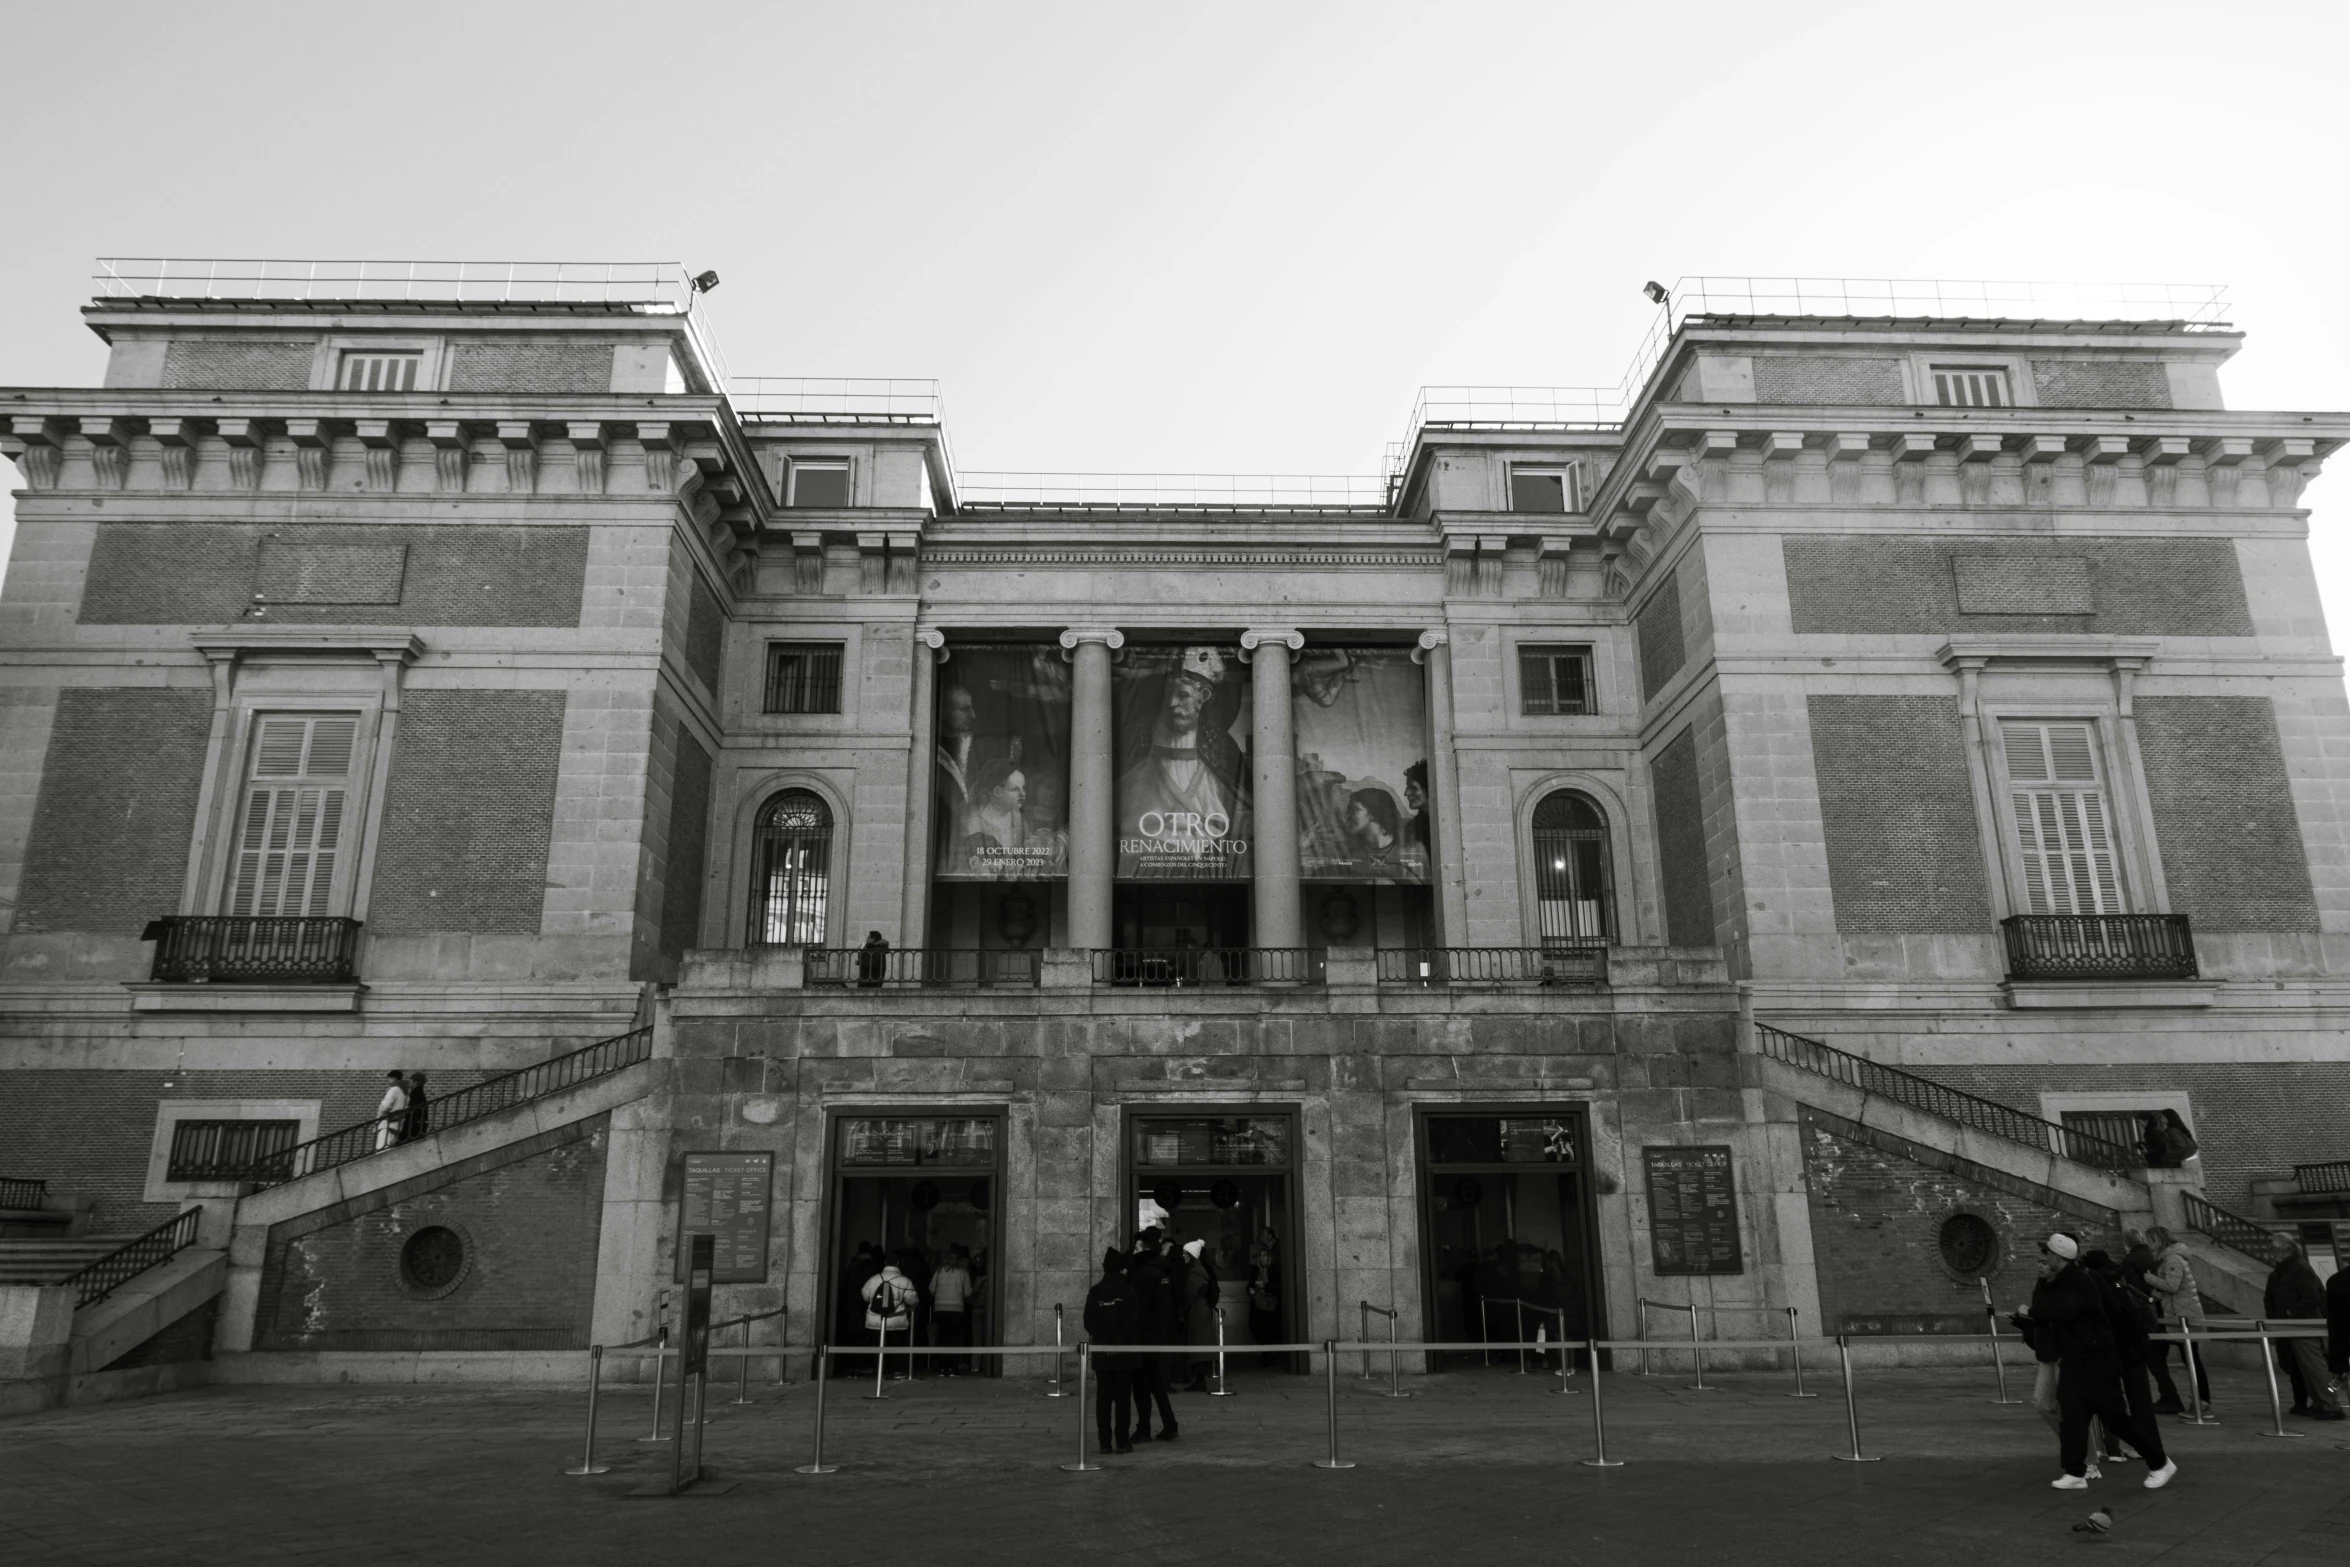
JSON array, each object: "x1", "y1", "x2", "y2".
[
  {"x1": 2086, "y1": 1464, "x2": 2104, "y2": 1481},
  {"x1": 2052, "y1": 1474, "x2": 2089, "y2": 1490},
  {"x1": 2142, "y1": 1460, "x2": 2177, "y2": 1490}
]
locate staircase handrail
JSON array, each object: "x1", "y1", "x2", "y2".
[
  {"x1": 1753, "y1": 1020, "x2": 2141, "y2": 1174},
  {"x1": 239, "y1": 1024, "x2": 655, "y2": 1188},
  {"x1": 60, "y1": 1208, "x2": 203, "y2": 1309},
  {"x1": 2181, "y1": 1191, "x2": 2279, "y2": 1260}
]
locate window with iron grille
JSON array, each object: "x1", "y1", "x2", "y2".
[
  {"x1": 1519, "y1": 645, "x2": 1595, "y2": 716},
  {"x1": 226, "y1": 714, "x2": 360, "y2": 917},
  {"x1": 1932, "y1": 365, "x2": 2011, "y2": 408},
  {"x1": 763, "y1": 643, "x2": 844, "y2": 714},
  {"x1": 167, "y1": 1118, "x2": 300, "y2": 1181},
  {"x1": 1508, "y1": 464, "x2": 1579, "y2": 513},
  {"x1": 749, "y1": 789, "x2": 833, "y2": 945},
  {"x1": 338, "y1": 351, "x2": 422, "y2": 392},
  {"x1": 1530, "y1": 790, "x2": 1614, "y2": 944},
  {"x1": 1999, "y1": 721, "x2": 2124, "y2": 914}
]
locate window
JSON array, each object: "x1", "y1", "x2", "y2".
[
  {"x1": 338, "y1": 351, "x2": 422, "y2": 392},
  {"x1": 1519, "y1": 645, "x2": 1595, "y2": 716},
  {"x1": 1932, "y1": 365, "x2": 2011, "y2": 408},
  {"x1": 1530, "y1": 791, "x2": 1614, "y2": 944},
  {"x1": 226, "y1": 715, "x2": 359, "y2": 918},
  {"x1": 166, "y1": 1118, "x2": 300, "y2": 1181},
  {"x1": 749, "y1": 789, "x2": 833, "y2": 945},
  {"x1": 1936, "y1": 1212, "x2": 1998, "y2": 1276},
  {"x1": 1509, "y1": 465, "x2": 1579, "y2": 513},
  {"x1": 2000, "y1": 722, "x2": 2121, "y2": 914},
  {"x1": 764, "y1": 642, "x2": 845, "y2": 714},
  {"x1": 787, "y1": 460, "x2": 851, "y2": 508}
]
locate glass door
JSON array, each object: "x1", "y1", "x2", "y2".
[
  {"x1": 825, "y1": 1112, "x2": 1003, "y2": 1376},
  {"x1": 1124, "y1": 1111, "x2": 1301, "y2": 1372},
  {"x1": 1418, "y1": 1108, "x2": 1600, "y2": 1372}
]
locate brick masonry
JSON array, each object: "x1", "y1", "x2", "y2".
[
  {"x1": 159, "y1": 340, "x2": 315, "y2": 390},
  {"x1": 369, "y1": 690, "x2": 567, "y2": 935},
  {"x1": 2135, "y1": 695, "x2": 2321, "y2": 932},
  {"x1": 2032, "y1": 359, "x2": 2172, "y2": 409},
  {"x1": 1635, "y1": 567, "x2": 1684, "y2": 700},
  {"x1": 446, "y1": 341, "x2": 615, "y2": 394},
  {"x1": 1651, "y1": 725, "x2": 1714, "y2": 946},
  {"x1": 1806, "y1": 695, "x2": 1993, "y2": 933},
  {"x1": 13, "y1": 687, "x2": 212, "y2": 934},
  {"x1": 1782, "y1": 535, "x2": 2252, "y2": 636},
  {"x1": 1751, "y1": 356, "x2": 1906, "y2": 405},
  {"x1": 252, "y1": 1116, "x2": 608, "y2": 1352},
  {"x1": 78, "y1": 523, "x2": 588, "y2": 627},
  {"x1": 1951, "y1": 554, "x2": 2093, "y2": 615}
]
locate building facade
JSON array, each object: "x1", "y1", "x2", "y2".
[{"x1": 2, "y1": 264, "x2": 2345, "y2": 1397}]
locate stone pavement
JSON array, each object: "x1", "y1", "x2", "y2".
[{"x1": 2, "y1": 1360, "x2": 2345, "y2": 1566}]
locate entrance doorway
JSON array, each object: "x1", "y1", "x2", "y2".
[
  {"x1": 1417, "y1": 1106, "x2": 1602, "y2": 1372},
  {"x1": 1124, "y1": 1110, "x2": 1301, "y2": 1372},
  {"x1": 824, "y1": 1112, "x2": 1003, "y2": 1376}
]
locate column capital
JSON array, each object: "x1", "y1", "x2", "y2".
[
  {"x1": 1413, "y1": 628, "x2": 1451, "y2": 665},
  {"x1": 1057, "y1": 626, "x2": 1125, "y2": 651},
  {"x1": 914, "y1": 627, "x2": 946, "y2": 654},
  {"x1": 1238, "y1": 627, "x2": 1304, "y2": 653}
]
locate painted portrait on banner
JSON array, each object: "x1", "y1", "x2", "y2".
[
  {"x1": 932, "y1": 645, "x2": 1071, "y2": 881},
  {"x1": 1292, "y1": 647, "x2": 1430, "y2": 883},
  {"x1": 1114, "y1": 645, "x2": 1253, "y2": 880}
]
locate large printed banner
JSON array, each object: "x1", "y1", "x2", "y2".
[
  {"x1": 933, "y1": 646, "x2": 1071, "y2": 881},
  {"x1": 1115, "y1": 645, "x2": 1254, "y2": 880},
  {"x1": 1293, "y1": 648, "x2": 1430, "y2": 884}
]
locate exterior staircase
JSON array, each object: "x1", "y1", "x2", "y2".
[{"x1": 0, "y1": 1238, "x2": 138, "y2": 1285}]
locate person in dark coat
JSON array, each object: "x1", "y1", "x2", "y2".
[
  {"x1": 1124, "y1": 1229, "x2": 1181, "y2": 1441},
  {"x1": 2084, "y1": 1249, "x2": 2165, "y2": 1458},
  {"x1": 2015, "y1": 1232, "x2": 2176, "y2": 1489},
  {"x1": 1083, "y1": 1248, "x2": 1142, "y2": 1454},
  {"x1": 401, "y1": 1072, "x2": 431, "y2": 1143},
  {"x1": 2326, "y1": 1251, "x2": 2350, "y2": 1389},
  {"x1": 2121, "y1": 1235, "x2": 2186, "y2": 1414},
  {"x1": 2264, "y1": 1234, "x2": 2343, "y2": 1418},
  {"x1": 855, "y1": 931, "x2": 890, "y2": 988}
]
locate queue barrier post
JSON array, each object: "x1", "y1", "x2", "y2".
[
  {"x1": 1784, "y1": 1308, "x2": 1815, "y2": 1398},
  {"x1": 795, "y1": 1347, "x2": 837, "y2": 1473},
  {"x1": 866, "y1": 1320, "x2": 891, "y2": 1401},
  {"x1": 1385, "y1": 1309, "x2": 1411, "y2": 1398},
  {"x1": 1578, "y1": 1337, "x2": 1621, "y2": 1467},
  {"x1": 566, "y1": 1344, "x2": 613, "y2": 1475},
  {"x1": 2255, "y1": 1321, "x2": 2307, "y2": 1440},
  {"x1": 1210, "y1": 1307, "x2": 1234, "y2": 1397},
  {"x1": 1043, "y1": 1305, "x2": 1067, "y2": 1398},
  {"x1": 1637, "y1": 1306, "x2": 1653, "y2": 1376},
  {"x1": 636, "y1": 1326, "x2": 671, "y2": 1443},
  {"x1": 2178, "y1": 1318, "x2": 2217, "y2": 1425},
  {"x1": 1312, "y1": 1340, "x2": 1356, "y2": 1469},
  {"x1": 1059, "y1": 1344, "x2": 1101, "y2": 1472},
  {"x1": 1830, "y1": 1335, "x2": 1880, "y2": 1462},
  {"x1": 731, "y1": 1319, "x2": 755, "y2": 1406},
  {"x1": 1685, "y1": 1304, "x2": 1711, "y2": 1392},
  {"x1": 1977, "y1": 1279, "x2": 2020, "y2": 1406}
]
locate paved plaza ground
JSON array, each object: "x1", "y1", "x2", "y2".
[{"x1": 3, "y1": 1358, "x2": 2345, "y2": 1565}]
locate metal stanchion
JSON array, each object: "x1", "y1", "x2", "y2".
[
  {"x1": 1831, "y1": 1336, "x2": 1880, "y2": 1462},
  {"x1": 1312, "y1": 1341, "x2": 1356, "y2": 1469},
  {"x1": 1059, "y1": 1344, "x2": 1101, "y2": 1472},
  {"x1": 2255, "y1": 1322, "x2": 2307, "y2": 1439},
  {"x1": 1042, "y1": 1304, "x2": 1068, "y2": 1398},
  {"x1": 636, "y1": 1327, "x2": 671, "y2": 1443},
  {"x1": 2178, "y1": 1318, "x2": 2217, "y2": 1425},
  {"x1": 730, "y1": 1319, "x2": 756, "y2": 1405},
  {"x1": 866, "y1": 1321, "x2": 891, "y2": 1401},
  {"x1": 795, "y1": 1347, "x2": 836, "y2": 1473},
  {"x1": 1209, "y1": 1307, "x2": 1234, "y2": 1397},
  {"x1": 1515, "y1": 1301, "x2": 1529, "y2": 1374},
  {"x1": 566, "y1": 1345, "x2": 613, "y2": 1474},
  {"x1": 1978, "y1": 1279, "x2": 2020, "y2": 1405},
  {"x1": 1383, "y1": 1309, "x2": 1412, "y2": 1398},
  {"x1": 1637, "y1": 1307, "x2": 1653, "y2": 1376},
  {"x1": 1785, "y1": 1308, "x2": 1815, "y2": 1398},
  {"x1": 1578, "y1": 1338, "x2": 1621, "y2": 1467},
  {"x1": 1685, "y1": 1305, "x2": 1711, "y2": 1391}
]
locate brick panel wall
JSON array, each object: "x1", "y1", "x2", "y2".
[
  {"x1": 2135, "y1": 695, "x2": 2320, "y2": 932},
  {"x1": 79, "y1": 523, "x2": 587, "y2": 627},
  {"x1": 1806, "y1": 695, "x2": 1993, "y2": 933},
  {"x1": 1799, "y1": 1106, "x2": 2123, "y2": 1335},
  {"x1": 103, "y1": 1297, "x2": 220, "y2": 1370},
  {"x1": 368, "y1": 690, "x2": 566, "y2": 935},
  {"x1": 662, "y1": 731, "x2": 714, "y2": 961},
  {"x1": 1751, "y1": 356, "x2": 1906, "y2": 405},
  {"x1": 160, "y1": 341, "x2": 316, "y2": 390},
  {"x1": 684, "y1": 567, "x2": 724, "y2": 695},
  {"x1": 1635, "y1": 568, "x2": 1684, "y2": 700},
  {"x1": 2031, "y1": 360, "x2": 2173, "y2": 409},
  {"x1": 1651, "y1": 725, "x2": 1715, "y2": 946},
  {"x1": 1783, "y1": 535, "x2": 2251, "y2": 636},
  {"x1": 446, "y1": 341, "x2": 614, "y2": 394},
  {"x1": 14, "y1": 687, "x2": 212, "y2": 934},
  {"x1": 253, "y1": 1117, "x2": 608, "y2": 1352}
]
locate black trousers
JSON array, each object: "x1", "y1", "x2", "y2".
[
  {"x1": 1093, "y1": 1368, "x2": 1133, "y2": 1450},
  {"x1": 2105, "y1": 1353, "x2": 2161, "y2": 1456},
  {"x1": 934, "y1": 1310, "x2": 969, "y2": 1373},
  {"x1": 2167, "y1": 1331, "x2": 2211, "y2": 1403},
  {"x1": 2059, "y1": 1351, "x2": 2166, "y2": 1476},
  {"x1": 1132, "y1": 1355, "x2": 1177, "y2": 1434}
]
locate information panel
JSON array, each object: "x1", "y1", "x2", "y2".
[
  {"x1": 677, "y1": 1151, "x2": 774, "y2": 1284},
  {"x1": 1643, "y1": 1145, "x2": 1744, "y2": 1276}
]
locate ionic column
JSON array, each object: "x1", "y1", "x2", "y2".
[
  {"x1": 1060, "y1": 626, "x2": 1124, "y2": 950},
  {"x1": 898, "y1": 628, "x2": 945, "y2": 947},
  {"x1": 1416, "y1": 629, "x2": 1470, "y2": 945},
  {"x1": 1240, "y1": 628, "x2": 1305, "y2": 952}
]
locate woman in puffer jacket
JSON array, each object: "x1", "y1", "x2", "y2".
[{"x1": 2142, "y1": 1226, "x2": 2210, "y2": 1410}]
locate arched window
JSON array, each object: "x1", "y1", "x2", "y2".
[
  {"x1": 1530, "y1": 791, "x2": 1614, "y2": 946},
  {"x1": 749, "y1": 790, "x2": 833, "y2": 946}
]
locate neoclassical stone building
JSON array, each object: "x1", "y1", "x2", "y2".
[{"x1": 2, "y1": 264, "x2": 2345, "y2": 1402}]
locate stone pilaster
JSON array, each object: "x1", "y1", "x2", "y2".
[
  {"x1": 1240, "y1": 627, "x2": 1304, "y2": 953},
  {"x1": 1060, "y1": 626, "x2": 1124, "y2": 950}
]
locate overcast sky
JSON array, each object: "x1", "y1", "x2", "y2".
[{"x1": 4, "y1": 0, "x2": 2346, "y2": 629}]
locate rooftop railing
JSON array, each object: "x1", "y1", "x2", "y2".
[
  {"x1": 956, "y1": 472, "x2": 1389, "y2": 511},
  {"x1": 729, "y1": 377, "x2": 946, "y2": 424}
]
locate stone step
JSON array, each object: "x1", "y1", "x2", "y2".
[{"x1": 0, "y1": 1238, "x2": 144, "y2": 1284}]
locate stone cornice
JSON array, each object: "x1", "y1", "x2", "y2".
[
  {"x1": 188, "y1": 627, "x2": 426, "y2": 664},
  {"x1": 1936, "y1": 636, "x2": 2162, "y2": 670},
  {"x1": 923, "y1": 546, "x2": 1441, "y2": 567}
]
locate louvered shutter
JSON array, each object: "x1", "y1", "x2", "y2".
[
  {"x1": 2001, "y1": 721, "x2": 2122, "y2": 914},
  {"x1": 228, "y1": 716, "x2": 358, "y2": 917}
]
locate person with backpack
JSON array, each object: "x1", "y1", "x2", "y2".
[
  {"x1": 2085, "y1": 1248, "x2": 2165, "y2": 1459},
  {"x1": 862, "y1": 1257, "x2": 917, "y2": 1382},
  {"x1": 2015, "y1": 1232, "x2": 2176, "y2": 1490},
  {"x1": 1083, "y1": 1248, "x2": 1143, "y2": 1455},
  {"x1": 1125, "y1": 1229, "x2": 1182, "y2": 1441}
]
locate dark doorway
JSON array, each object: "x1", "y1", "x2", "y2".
[
  {"x1": 1418, "y1": 1106, "x2": 1602, "y2": 1373},
  {"x1": 824, "y1": 1112, "x2": 1003, "y2": 1377},
  {"x1": 1123, "y1": 1109, "x2": 1302, "y2": 1372},
  {"x1": 1114, "y1": 884, "x2": 1251, "y2": 951}
]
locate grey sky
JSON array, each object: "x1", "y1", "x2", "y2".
[{"x1": 4, "y1": 0, "x2": 2345, "y2": 621}]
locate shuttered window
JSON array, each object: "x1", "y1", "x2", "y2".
[
  {"x1": 2001, "y1": 721, "x2": 2122, "y2": 914},
  {"x1": 339, "y1": 351, "x2": 422, "y2": 392},
  {"x1": 1933, "y1": 365, "x2": 2011, "y2": 408},
  {"x1": 227, "y1": 715, "x2": 359, "y2": 918}
]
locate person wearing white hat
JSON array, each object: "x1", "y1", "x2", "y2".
[{"x1": 2017, "y1": 1232, "x2": 2177, "y2": 1491}]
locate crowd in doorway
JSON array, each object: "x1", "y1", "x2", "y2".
[
  {"x1": 1083, "y1": 1226, "x2": 1269, "y2": 1454},
  {"x1": 845, "y1": 1241, "x2": 990, "y2": 1376},
  {"x1": 373, "y1": 1070, "x2": 431, "y2": 1150}
]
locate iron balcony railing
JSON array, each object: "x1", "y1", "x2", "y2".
[
  {"x1": 232, "y1": 1025, "x2": 654, "y2": 1187},
  {"x1": 1999, "y1": 914, "x2": 2198, "y2": 981},
  {"x1": 2183, "y1": 1191, "x2": 2278, "y2": 1260},
  {"x1": 2293, "y1": 1159, "x2": 2350, "y2": 1194},
  {"x1": 62, "y1": 1208, "x2": 203, "y2": 1309},
  {"x1": 0, "y1": 1176, "x2": 48, "y2": 1209},
  {"x1": 1753, "y1": 1021, "x2": 2142, "y2": 1174},
  {"x1": 1092, "y1": 948, "x2": 1322, "y2": 987},
  {"x1": 1377, "y1": 945, "x2": 1608, "y2": 987},
  {"x1": 166, "y1": 1119, "x2": 302, "y2": 1182},
  {"x1": 804, "y1": 947, "x2": 1040, "y2": 989},
  {"x1": 146, "y1": 916, "x2": 362, "y2": 984}
]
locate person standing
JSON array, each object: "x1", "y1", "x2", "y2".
[
  {"x1": 1179, "y1": 1238, "x2": 1219, "y2": 1391},
  {"x1": 373, "y1": 1070, "x2": 409, "y2": 1152},
  {"x1": 2143, "y1": 1226, "x2": 2210, "y2": 1410},
  {"x1": 862, "y1": 1257, "x2": 916, "y2": 1382},
  {"x1": 855, "y1": 931, "x2": 890, "y2": 988},
  {"x1": 2264, "y1": 1233, "x2": 2343, "y2": 1419},
  {"x1": 2016, "y1": 1232, "x2": 2177, "y2": 1490},
  {"x1": 2085, "y1": 1248, "x2": 2166, "y2": 1459},
  {"x1": 1083, "y1": 1248, "x2": 1142, "y2": 1455},
  {"x1": 1125, "y1": 1229, "x2": 1181, "y2": 1441},
  {"x1": 932, "y1": 1244, "x2": 974, "y2": 1375},
  {"x1": 1248, "y1": 1227, "x2": 1284, "y2": 1369},
  {"x1": 401, "y1": 1072, "x2": 431, "y2": 1144},
  {"x1": 2326, "y1": 1246, "x2": 2350, "y2": 1398},
  {"x1": 2122, "y1": 1233, "x2": 2186, "y2": 1415}
]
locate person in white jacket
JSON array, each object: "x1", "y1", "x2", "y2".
[
  {"x1": 862, "y1": 1261, "x2": 917, "y2": 1380},
  {"x1": 373, "y1": 1070, "x2": 409, "y2": 1152}
]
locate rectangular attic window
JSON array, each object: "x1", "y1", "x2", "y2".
[
  {"x1": 1932, "y1": 365, "x2": 2011, "y2": 408},
  {"x1": 339, "y1": 351, "x2": 421, "y2": 392},
  {"x1": 788, "y1": 460, "x2": 851, "y2": 507},
  {"x1": 1509, "y1": 466, "x2": 1577, "y2": 513}
]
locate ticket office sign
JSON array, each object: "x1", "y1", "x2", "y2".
[
  {"x1": 677, "y1": 1151, "x2": 774, "y2": 1284},
  {"x1": 1643, "y1": 1144, "x2": 1744, "y2": 1276}
]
